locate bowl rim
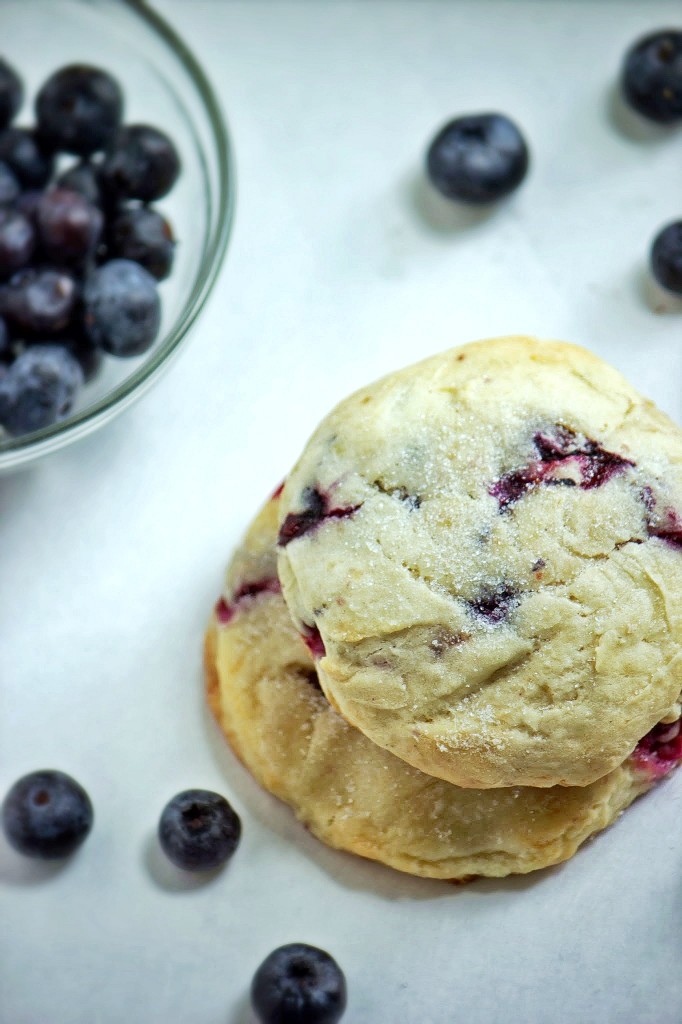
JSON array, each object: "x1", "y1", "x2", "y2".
[{"x1": 0, "y1": 0, "x2": 235, "y2": 470}]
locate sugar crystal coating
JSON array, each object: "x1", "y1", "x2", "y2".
[
  {"x1": 205, "y1": 494, "x2": 681, "y2": 880},
  {"x1": 276, "y1": 337, "x2": 682, "y2": 789}
]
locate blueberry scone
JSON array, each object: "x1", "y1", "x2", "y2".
[
  {"x1": 205, "y1": 495, "x2": 682, "y2": 880},
  {"x1": 276, "y1": 337, "x2": 682, "y2": 788}
]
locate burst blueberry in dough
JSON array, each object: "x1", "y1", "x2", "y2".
[
  {"x1": 276, "y1": 336, "x2": 682, "y2": 789},
  {"x1": 205, "y1": 496, "x2": 682, "y2": 880}
]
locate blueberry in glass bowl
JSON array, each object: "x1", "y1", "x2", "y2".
[{"x1": 0, "y1": 0, "x2": 233, "y2": 470}]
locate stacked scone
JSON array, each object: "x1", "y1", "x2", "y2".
[{"x1": 205, "y1": 336, "x2": 682, "y2": 880}]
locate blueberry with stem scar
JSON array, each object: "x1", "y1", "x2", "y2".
[
  {"x1": 2, "y1": 769, "x2": 93, "y2": 859},
  {"x1": 158, "y1": 789, "x2": 241, "y2": 872},
  {"x1": 251, "y1": 943, "x2": 347, "y2": 1024}
]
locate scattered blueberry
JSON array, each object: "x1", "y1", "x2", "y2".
[
  {"x1": 0, "y1": 160, "x2": 19, "y2": 205},
  {"x1": 109, "y1": 206, "x2": 175, "y2": 280},
  {"x1": 37, "y1": 187, "x2": 103, "y2": 264},
  {"x1": 426, "y1": 112, "x2": 529, "y2": 204},
  {"x1": 621, "y1": 30, "x2": 682, "y2": 124},
  {"x1": 0, "y1": 209, "x2": 35, "y2": 277},
  {"x1": 157, "y1": 789, "x2": 241, "y2": 872},
  {"x1": 651, "y1": 220, "x2": 682, "y2": 294},
  {"x1": 1, "y1": 769, "x2": 93, "y2": 858},
  {"x1": 0, "y1": 127, "x2": 54, "y2": 188},
  {"x1": 0, "y1": 59, "x2": 23, "y2": 131},
  {"x1": 251, "y1": 943, "x2": 347, "y2": 1024},
  {"x1": 0, "y1": 345, "x2": 83, "y2": 434},
  {"x1": 100, "y1": 124, "x2": 181, "y2": 202},
  {"x1": 0, "y1": 268, "x2": 77, "y2": 336},
  {"x1": 83, "y1": 259, "x2": 160, "y2": 356},
  {"x1": 36, "y1": 64, "x2": 123, "y2": 156},
  {"x1": 56, "y1": 161, "x2": 102, "y2": 207}
]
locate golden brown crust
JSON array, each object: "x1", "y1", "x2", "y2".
[{"x1": 204, "y1": 627, "x2": 221, "y2": 721}]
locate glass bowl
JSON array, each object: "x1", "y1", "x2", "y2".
[{"x1": 0, "y1": 0, "x2": 233, "y2": 471}]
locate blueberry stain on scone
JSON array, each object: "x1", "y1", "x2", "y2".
[
  {"x1": 275, "y1": 338, "x2": 682, "y2": 790},
  {"x1": 300, "y1": 624, "x2": 326, "y2": 659},
  {"x1": 278, "y1": 486, "x2": 362, "y2": 546},
  {"x1": 651, "y1": 517, "x2": 682, "y2": 548},
  {"x1": 633, "y1": 719, "x2": 682, "y2": 778},
  {"x1": 430, "y1": 627, "x2": 470, "y2": 656},
  {"x1": 641, "y1": 487, "x2": 682, "y2": 549},
  {"x1": 533, "y1": 427, "x2": 634, "y2": 488},
  {"x1": 467, "y1": 583, "x2": 519, "y2": 624},
  {"x1": 491, "y1": 426, "x2": 634, "y2": 510},
  {"x1": 208, "y1": 492, "x2": 677, "y2": 880},
  {"x1": 215, "y1": 576, "x2": 281, "y2": 625}
]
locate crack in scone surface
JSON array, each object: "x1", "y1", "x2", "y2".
[
  {"x1": 209, "y1": 491, "x2": 682, "y2": 877},
  {"x1": 276, "y1": 337, "x2": 682, "y2": 788}
]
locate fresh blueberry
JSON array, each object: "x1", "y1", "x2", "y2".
[
  {"x1": 0, "y1": 268, "x2": 77, "y2": 336},
  {"x1": 99, "y1": 125, "x2": 181, "y2": 202},
  {"x1": 1, "y1": 770, "x2": 93, "y2": 859},
  {"x1": 0, "y1": 345, "x2": 83, "y2": 434},
  {"x1": 0, "y1": 314, "x2": 11, "y2": 361},
  {"x1": 0, "y1": 160, "x2": 19, "y2": 205},
  {"x1": 109, "y1": 206, "x2": 175, "y2": 280},
  {"x1": 0, "y1": 128, "x2": 54, "y2": 188},
  {"x1": 621, "y1": 30, "x2": 682, "y2": 124},
  {"x1": 426, "y1": 113, "x2": 529, "y2": 204},
  {"x1": 0, "y1": 209, "x2": 35, "y2": 277},
  {"x1": 36, "y1": 64, "x2": 123, "y2": 156},
  {"x1": 157, "y1": 789, "x2": 241, "y2": 872},
  {"x1": 251, "y1": 944, "x2": 347, "y2": 1024},
  {"x1": 0, "y1": 59, "x2": 23, "y2": 131},
  {"x1": 651, "y1": 220, "x2": 682, "y2": 294},
  {"x1": 65, "y1": 331, "x2": 105, "y2": 382},
  {"x1": 37, "y1": 187, "x2": 103, "y2": 264},
  {"x1": 14, "y1": 188, "x2": 42, "y2": 224},
  {"x1": 56, "y1": 161, "x2": 102, "y2": 207},
  {"x1": 83, "y1": 259, "x2": 160, "y2": 356}
]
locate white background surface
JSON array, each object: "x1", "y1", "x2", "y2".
[{"x1": 2, "y1": 2, "x2": 682, "y2": 1022}]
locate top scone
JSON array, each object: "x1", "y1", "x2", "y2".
[{"x1": 277, "y1": 336, "x2": 682, "y2": 789}]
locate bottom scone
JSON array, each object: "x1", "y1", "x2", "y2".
[{"x1": 205, "y1": 496, "x2": 682, "y2": 880}]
